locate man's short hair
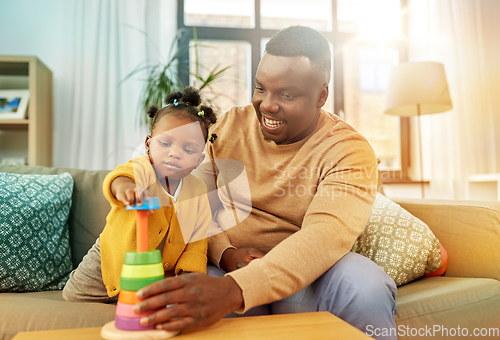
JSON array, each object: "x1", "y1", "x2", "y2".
[{"x1": 265, "y1": 26, "x2": 331, "y2": 83}]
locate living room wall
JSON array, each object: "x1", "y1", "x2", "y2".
[
  {"x1": 2, "y1": 0, "x2": 499, "y2": 201},
  {"x1": 0, "y1": 0, "x2": 177, "y2": 170},
  {"x1": 1, "y1": 0, "x2": 70, "y2": 167}
]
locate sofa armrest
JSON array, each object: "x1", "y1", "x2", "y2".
[{"x1": 391, "y1": 197, "x2": 500, "y2": 281}]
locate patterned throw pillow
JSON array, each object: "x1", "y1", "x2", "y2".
[
  {"x1": 352, "y1": 193, "x2": 442, "y2": 286},
  {"x1": 0, "y1": 172, "x2": 74, "y2": 292}
]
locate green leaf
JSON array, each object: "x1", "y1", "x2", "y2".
[{"x1": 120, "y1": 27, "x2": 231, "y2": 126}]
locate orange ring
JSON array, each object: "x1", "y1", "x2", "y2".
[{"x1": 118, "y1": 290, "x2": 142, "y2": 305}]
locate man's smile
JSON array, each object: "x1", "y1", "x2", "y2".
[{"x1": 261, "y1": 115, "x2": 286, "y2": 131}]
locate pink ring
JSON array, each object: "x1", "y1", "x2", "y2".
[
  {"x1": 115, "y1": 315, "x2": 154, "y2": 331},
  {"x1": 115, "y1": 302, "x2": 153, "y2": 318}
]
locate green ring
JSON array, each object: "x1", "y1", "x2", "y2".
[
  {"x1": 123, "y1": 250, "x2": 162, "y2": 265},
  {"x1": 120, "y1": 275, "x2": 164, "y2": 291},
  {"x1": 121, "y1": 263, "x2": 164, "y2": 279}
]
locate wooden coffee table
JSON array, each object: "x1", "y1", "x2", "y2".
[{"x1": 12, "y1": 312, "x2": 372, "y2": 339}]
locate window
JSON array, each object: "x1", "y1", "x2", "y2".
[
  {"x1": 184, "y1": 0, "x2": 255, "y2": 28},
  {"x1": 344, "y1": 44, "x2": 402, "y2": 170},
  {"x1": 178, "y1": 0, "x2": 409, "y2": 176},
  {"x1": 260, "y1": 0, "x2": 333, "y2": 31},
  {"x1": 336, "y1": 0, "x2": 401, "y2": 35},
  {"x1": 189, "y1": 40, "x2": 252, "y2": 114}
]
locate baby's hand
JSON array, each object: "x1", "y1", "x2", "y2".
[{"x1": 111, "y1": 177, "x2": 154, "y2": 215}]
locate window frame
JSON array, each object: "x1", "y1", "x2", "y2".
[{"x1": 177, "y1": 0, "x2": 411, "y2": 181}]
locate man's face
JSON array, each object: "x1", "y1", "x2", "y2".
[{"x1": 252, "y1": 53, "x2": 328, "y2": 144}]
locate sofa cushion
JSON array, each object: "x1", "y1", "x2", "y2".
[
  {"x1": 0, "y1": 164, "x2": 111, "y2": 269},
  {"x1": 0, "y1": 172, "x2": 73, "y2": 292},
  {"x1": 394, "y1": 198, "x2": 500, "y2": 281},
  {"x1": 396, "y1": 277, "x2": 500, "y2": 339},
  {"x1": 352, "y1": 193, "x2": 442, "y2": 286}
]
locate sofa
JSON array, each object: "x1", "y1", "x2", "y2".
[{"x1": 1, "y1": 164, "x2": 500, "y2": 340}]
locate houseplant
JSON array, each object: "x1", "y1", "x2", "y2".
[{"x1": 122, "y1": 27, "x2": 230, "y2": 125}]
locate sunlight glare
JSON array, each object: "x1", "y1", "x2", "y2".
[{"x1": 338, "y1": 0, "x2": 402, "y2": 42}]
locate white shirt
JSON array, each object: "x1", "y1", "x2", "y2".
[{"x1": 162, "y1": 178, "x2": 183, "y2": 203}]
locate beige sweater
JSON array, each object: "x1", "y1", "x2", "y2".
[{"x1": 200, "y1": 105, "x2": 377, "y2": 312}]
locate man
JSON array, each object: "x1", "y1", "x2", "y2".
[{"x1": 133, "y1": 26, "x2": 397, "y2": 340}]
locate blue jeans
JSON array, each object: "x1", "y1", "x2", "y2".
[{"x1": 208, "y1": 252, "x2": 397, "y2": 340}]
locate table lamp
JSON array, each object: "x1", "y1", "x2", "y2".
[{"x1": 384, "y1": 61, "x2": 453, "y2": 198}]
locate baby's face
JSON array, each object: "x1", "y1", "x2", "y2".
[{"x1": 147, "y1": 115, "x2": 205, "y2": 181}]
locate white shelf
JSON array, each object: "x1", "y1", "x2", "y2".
[
  {"x1": 0, "y1": 56, "x2": 53, "y2": 166},
  {"x1": 467, "y1": 173, "x2": 500, "y2": 201}
]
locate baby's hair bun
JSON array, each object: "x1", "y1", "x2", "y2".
[
  {"x1": 199, "y1": 105, "x2": 217, "y2": 126},
  {"x1": 163, "y1": 86, "x2": 203, "y2": 107},
  {"x1": 164, "y1": 91, "x2": 183, "y2": 106},
  {"x1": 155, "y1": 86, "x2": 217, "y2": 141},
  {"x1": 147, "y1": 105, "x2": 159, "y2": 118},
  {"x1": 182, "y1": 87, "x2": 202, "y2": 107}
]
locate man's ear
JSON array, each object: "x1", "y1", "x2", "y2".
[{"x1": 316, "y1": 84, "x2": 329, "y2": 108}]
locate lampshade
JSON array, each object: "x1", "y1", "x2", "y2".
[{"x1": 385, "y1": 62, "x2": 452, "y2": 116}]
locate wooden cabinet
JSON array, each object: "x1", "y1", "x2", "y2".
[{"x1": 0, "y1": 55, "x2": 53, "y2": 166}]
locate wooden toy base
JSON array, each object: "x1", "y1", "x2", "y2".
[{"x1": 101, "y1": 321, "x2": 179, "y2": 339}]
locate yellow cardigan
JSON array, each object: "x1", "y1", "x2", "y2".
[{"x1": 100, "y1": 155, "x2": 209, "y2": 297}]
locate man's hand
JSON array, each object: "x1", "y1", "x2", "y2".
[
  {"x1": 133, "y1": 274, "x2": 243, "y2": 332},
  {"x1": 220, "y1": 247, "x2": 265, "y2": 273}
]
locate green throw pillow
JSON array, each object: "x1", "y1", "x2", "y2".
[
  {"x1": 0, "y1": 172, "x2": 74, "y2": 292},
  {"x1": 352, "y1": 193, "x2": 442, "y2": 286}
]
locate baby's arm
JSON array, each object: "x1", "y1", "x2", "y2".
[{"x1": 111, "y1": 176, "x2": 152, "y2": 211}]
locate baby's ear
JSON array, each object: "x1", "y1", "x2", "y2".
[{"x1": 144, "y1": 135, "x2": 152, "y2": 151}]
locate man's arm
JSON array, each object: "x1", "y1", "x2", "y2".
[
  {"x1": 225, "y1": 144, "x2": 378, "y2": 310},
  {"x1": 220, "y1": 247, "x2": 265, "y2": 272},
  {"x1": 133, "y1": 142, "x2": 377, "y2": 331}
]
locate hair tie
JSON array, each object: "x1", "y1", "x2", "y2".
[
  {"x1": 173, "y1": 99, "x2": 178, "y2": 106},
  {"x1": 208, "y1": 134, "x2": 217, "y2": 143},
  {"x1": 198, "y1": 110, "x2": 205, "y2": 116}
]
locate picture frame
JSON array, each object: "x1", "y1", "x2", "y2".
[{"x1": 0, "y1": 90, "x2": 30, "y2": 120}]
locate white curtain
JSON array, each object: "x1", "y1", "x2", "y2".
[
  {"x1": 407, "y1": 0, "x2": 500, "y2": 199},
  {"x1": 57, "y1": 0, "x2": 176, "y2": 170}
]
